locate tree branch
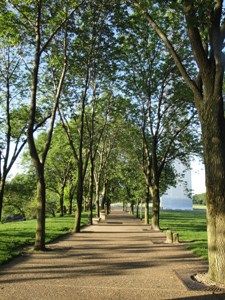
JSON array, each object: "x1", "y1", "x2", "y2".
[
  {"x1": 40, "y1": 1, "x2": 85, "y2": 55},
  {"x1": 183, "y1": 0, "x2": 210, "y2": 73},
  {"x1": 131, "y1": 0, "x2": 203, "y2": 100}
]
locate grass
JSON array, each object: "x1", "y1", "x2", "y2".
[
  {"x1": 0, "y1": 213, "x2": 89, "y2": 265},
  {"x1": 159, "y1": 209, "x2": 208, "y2": 260},
  {"x1": 0, "y1": 209, "x2": 208, "y2": 266}
]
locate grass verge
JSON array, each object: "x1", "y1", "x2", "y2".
[
  {"x1": 159, "y1": 209, "x2": 208, "y2": 260},
  {"x1": 0, "y1": 213, "x2": 88, "y2": 265}
]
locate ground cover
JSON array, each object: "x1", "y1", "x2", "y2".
[
  {"x1": 159, "y1": 209, "x2": 208, "y2": 260},
  {"x1": 0, "y1": 213, "x2": 88, "y2": 265}
]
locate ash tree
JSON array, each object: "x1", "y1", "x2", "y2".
[
  {"x1": 3, "y1": 0, "x2": 84, "y2": 250},
  {"x1": 131, "y1": 0, "x2": 225, "y2": 284},
  {"x1": 0, "y1": 7, "x2": 32, "y2": 221},
  {"x1": 0, "y1": 43, "x2": 29, "y2": 221},
  {"x1": 118, "y1": 10, "x2": 201, "y2": 229},
  {"x1": 45, "y1": 126, "x2": 76, "y2": 217},
  {"x1": 59, "y1": 1, "x2": 120, "y2": 231}
]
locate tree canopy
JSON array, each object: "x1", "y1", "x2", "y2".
[{"x1": 3, "y1": 0, "x2": 225, "y2": 285}]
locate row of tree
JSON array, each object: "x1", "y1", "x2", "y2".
[
  {"x1": 131, "y1": 0, "x2": 225, "y2": 285},
  {"x1": 0, "y1": 0, "x2": 198, "y2": 243},
  {"x1": 1, "y1": 0, "x2": 225, "y2": 285}
]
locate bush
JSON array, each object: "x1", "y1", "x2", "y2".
[{"x1": 193, "y1": 193, "x2": 206, "y2": 205}]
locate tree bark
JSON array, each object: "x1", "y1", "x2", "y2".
[
  {"x1": 73, "y1": 161, "x2": 83, "y2": 232},
  {"x1": 201, "y1": 95, "x2": 225, "y2": 284},
  {"x1": 151, "y1": 182, "x2": 160, "y2": 230},
  {"x1": 0, "y1": 181, "x2": 6, "y2": 221},
  {"x1": 130, "y1": 201, "x2": 134, "y2": 215},
  {"x1": 68, "y1": 181, "x2": 75, "y2": 215},
  {"x1": 95, "y1": 180, "x2": 100, "y2": 217},
  {"x1": 88, "y1": 160, "x2": 94, "y2": 224},
  {"x1": 144, "y1": 184, "x2": 150, "y2": 225},
  {"x1": 136, "y1": 200, "x2": 139, "y2": 218},
  {"x1": 101, "y1": 181, "x2": 107, "y2": 210},
  {"x1": 151, "y1": 137, "x2": 161, "y2": 230},
  {"x1": 34, "y1": 164, "x2": 46, "y2": 250},
  {"x1": 59, "y1": 178, "x2": 67, "y2": 217}
]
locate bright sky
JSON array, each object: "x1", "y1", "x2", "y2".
[
  {"x1": 8, "y1": 150, "x2": 206, "y2": 196},
  {"x1": 191, "y1": 157, "x2": 206, "y2": 195}
]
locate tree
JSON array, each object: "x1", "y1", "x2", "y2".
[
  {"x1": 0, "y1": 37, "x2": 29, "y2": 220},
  {"x1": 4, "y1": 0, "x2": 83, "y2": 250},
  {"x1": 132, "y1": 0, "x2": 225, "y2": 284},
  {"x1": 35, "y1": 127, "x2": 76, "y2": 217},
  {"x1": 3, "y1": 172, "x2": 36, "y2": 220},
  {"x1": 118, "y1": 11, "x2": 200, "y2": 229},
  {"x1": 193, "y1": 193, "x2": 206, "y2": 206},
  {"x1": 46, "y1": 127, "x2": 75, "y2": 216},
  {"x1": 59, "y1": 1, "x2": 119, "y2": 231}
]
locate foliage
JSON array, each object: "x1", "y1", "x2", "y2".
[
  {"x1": 193, "y1": 193, "x2": 206, "y2": 206},
  {"x1": 0, "y1": 0, "x2": 209, "y2": 266},
  {"x1": 3, "y1": 173, "x2": 36, "y2": 219},
  {"x1": 118, "y1": 6, "x2": 202, "y2": 186},
  {"x1": 131, "y1": 0, "x2": 225, "y2": 283}
]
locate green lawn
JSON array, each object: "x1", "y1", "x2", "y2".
[
  {"x1": 159, "y1": 209, "x2": 208, "y2": 260},
  {"x1": 0, "y1": 213, "x2": 88, "y2": 265},
  {"x1": 0, "y1": 209, "x2": 208, "y2": 266}
]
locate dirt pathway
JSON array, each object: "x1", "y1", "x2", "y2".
[{"x1": 0, "y1": 208, "x2": 224, "y2": 299}]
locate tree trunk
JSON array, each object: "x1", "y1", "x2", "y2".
[
  {"x1": 59, "y1": 181, "x2": 66, "y2": 217},
  {"x1": 73, "y1": 162, "x2": 83, "y2": 232},
  {"x1": 144, "y1": 184, "x2": 150, "y2": 225},
  {"x1": 68, "y1": 199, "x2": 72, "y2": 215},
  {"x1": 101, "y1": 181, "x2": 107, "y2": 210},
  {"x1": 106, "y1": 196, "x2": 110, "y2": 214},
  {"x1": 88, "y1": 158, "x2": 94, "y2": 225},
  {"x1": 201, "y1": 97, "x2": 225, "y2": 284},
  {"x1": 68, "y1": 181, "x2": 76, "y2": 215},
  {"x1": 151, "y1": 182, "x2": 160, "y2": 230},
  {"x1": 0, "y1": 180, "x2": 5, "y2": 221},
  {"x1": 151, "y1": 137, "x2": 160, "y2": 230},
  {"x1": 136, "y1": 200, "x2": 139, "y2": 218},
  {"x1": 34, "y1": 164, "x2": 46, "y2": 250},
  {"x1": 130, "y1": 201, "x2": 135, "y2": 215},
  {"x1": 68, "y1": 187, "x2": 73, "y2": 215},
  {"x1": 95, "y1": 180, "x2": 100, "y2": 217},
  {"x1": 59, "y1": 193, "x2": 64, "y2": 217}
]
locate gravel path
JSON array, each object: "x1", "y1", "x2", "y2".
[{"x1": 0, "y1": 208, "x2": 224, "y2": 300}]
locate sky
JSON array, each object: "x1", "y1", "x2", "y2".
[
  {"x1": 8, "y1": 150, "x2": 206, "y2": 196},
  {"x1": 191, "y1": 157, "x2": 206, "y2": 195}
]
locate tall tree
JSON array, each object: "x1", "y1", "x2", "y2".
[
  {"x1": 5, "y1": 0, "x2": 83, "y2": 250},
  {"x1": 0, "y1": 6, "x2": 32, "y2": 220},
  {"x1": 132, "y1": 0, "x2": 225, "y2": 284},
  {"x1": 0, "y1": 43, "x2": 28, "y2": 221},
  {"x1": 35, "y1": 127, "x2": 76, "y2": 217},
  {"x1": 59, "y1": 1, "x2": 118, "y2": 231},
  {"x1": 119, "y1": 11, "x2": 200, "y2": 229}
]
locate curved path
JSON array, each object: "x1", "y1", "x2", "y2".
[{"x1": 0, "y1": 207, "x2": 224, "y2": 299}]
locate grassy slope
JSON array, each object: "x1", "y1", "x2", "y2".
[
  {"x1": 0, "y1": 213, "x2": 88, "y2": 265},
  {"x1": 159, "y1": 209, "x2": 208, "y2": 260}
]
